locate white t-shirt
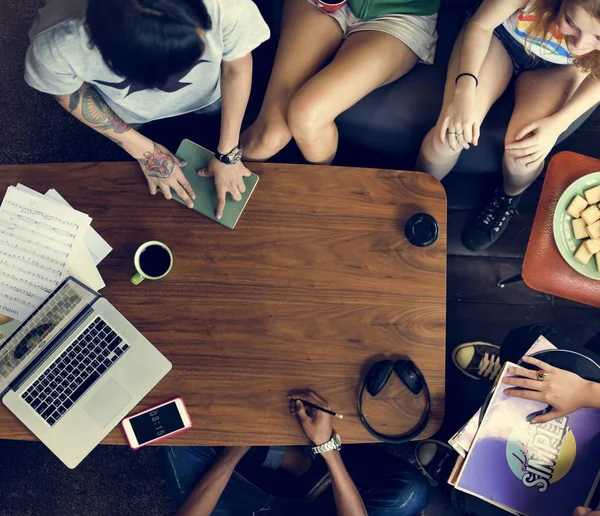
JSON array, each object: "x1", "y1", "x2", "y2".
[
  {"x1": 25, "y1": 0, "x2": 270, "y2": 124},
  {"x1": 502, "y1": 6, "x2": 573, "y2": 65}
]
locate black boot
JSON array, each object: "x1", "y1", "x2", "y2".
[{"x1": 462, "y1": 187, "x2": 522, "y2": 251}]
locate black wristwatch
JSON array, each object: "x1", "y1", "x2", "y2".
[{"x1": 215, "y1": 143, "x2": 243, "y2": 165}]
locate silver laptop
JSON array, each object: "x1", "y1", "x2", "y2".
[{"x1": 0, "y1": 277, "x2": 171, "y2": 469}]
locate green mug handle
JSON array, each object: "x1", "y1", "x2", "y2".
[{"x1": 131, "y1": 272, "x2": 145, "y2": 285}]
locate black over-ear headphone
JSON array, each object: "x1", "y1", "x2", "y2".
[{"x1": 358, "y1": 359, "x2": 431, "y2": 443}]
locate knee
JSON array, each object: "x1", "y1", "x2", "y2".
[
  {"x1": 425, "y1": 126, "x2": 463, "y2": 158},
  {"x1": 370, "y1": 467, "x2": 431, "y2": 515},
  {"x1": 502, "y1": 137, "x2": 530, "y2": 176},
  {"x1": 287, "y1": 93, "x2": 329, "y2": 142},
  {"x1": 247, "y1": 119, "x2": 291, "y2": 150}
]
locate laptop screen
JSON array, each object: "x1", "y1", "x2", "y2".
[{"x1": 0, "y1": 278, "x2": 98, "y2": 392}]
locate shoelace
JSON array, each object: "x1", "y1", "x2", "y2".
[
  {"x1": 479, "y1": 193, "x2": 518, "y2": 232},
  {"x1": 477, "y1": 352, "x2": 502, "y2": 380}
]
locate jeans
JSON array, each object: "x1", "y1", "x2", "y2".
[{"x1": 163, "y1": 444, "x2": 430, "y2": 516}]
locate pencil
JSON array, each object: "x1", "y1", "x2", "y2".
[{"x1": 290, "y1": 398, "x2": 344, "y2": 419}]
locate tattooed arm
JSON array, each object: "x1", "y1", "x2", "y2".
[{"x1": 54, "y1": 83, "x2": 196, "y2": 207}]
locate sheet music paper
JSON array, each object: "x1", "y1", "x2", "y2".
[
  {"x1": 0, "y1": 186, "x2": 91, "y2": 320},
  {"x1": 15, "y1": 185, "x2": 112, "y2": 266},
  {"x1": 45, "y1": 189, "x2": 112, "y2": 265}
]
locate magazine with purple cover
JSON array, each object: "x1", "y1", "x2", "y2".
[
  {"x1": 449, "y1": 336, "x2": 558, "y2": 457},
  {"x1": 455, "y1": 362, "x2": 600, "y2": 516}
]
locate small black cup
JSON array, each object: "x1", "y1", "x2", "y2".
[{"x1": 405, "y1": 213, "x2": 439, "y2": 247}]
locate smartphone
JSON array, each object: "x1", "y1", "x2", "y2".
[{"x1": 121, "y1": 397, "x2": 192, "y2": 450}]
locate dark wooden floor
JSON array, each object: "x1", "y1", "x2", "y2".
[{"x1": 440, "y1": 168, "x2": 600, "y2": 437}]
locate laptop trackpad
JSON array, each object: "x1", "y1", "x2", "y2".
[{"x1": 83, "y1": 379, "x2": 132, "y2": 428}]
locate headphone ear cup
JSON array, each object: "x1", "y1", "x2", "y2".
[
  {"x1": 365, "y1": 360, "x2": 394, "y2": 397},
  {"x1": 394, "y1": 359, "x2": 424, "y2": 395}
]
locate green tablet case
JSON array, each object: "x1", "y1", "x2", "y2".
[{"x1": 172, "y1": 139, "x2": 259, "y2": 229}]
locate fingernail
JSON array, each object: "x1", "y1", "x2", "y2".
[
  {"x1": 181, "y1": 160, "x2": 187, "y2": 166},
  {"x1": 508, "y1": 367, "x2": 515, "y2": 373},
  {"x1": 531, "y1": 419, "x2": 538, "y2": 424},
  {"x1": 296, "y1": 400, "x2": 301, "y2": 406}
]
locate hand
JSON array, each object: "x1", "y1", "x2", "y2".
[
  {"x1": 439, "y1": 88, "x2": 480, "y2": 152},
  {"x1": 573, "y1": 507, "x2": 600, "y2": 516},
  {"x1": 198, "y1": 158, "x2": 252, "y2": 219},
  {"x1": 288, "y1": 391, "x2": 333, "y2": 446},
  {"x1": 505, "y1": 116, "x2": 563, "y2": 170},
  {"x1": 502, "y1": 355, "x2": 595, "y2": 424},
  {"x1": 135, "y1": 141, "x2": 196, "y2": 208}
]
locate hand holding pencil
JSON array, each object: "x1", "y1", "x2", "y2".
[{"x1": 288, "y1": 391, "x2": 340, "y2": 446}]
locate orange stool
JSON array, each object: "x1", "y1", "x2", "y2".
[{"x1": 512, "y1": 152, "x2": 600, "y2": 307}]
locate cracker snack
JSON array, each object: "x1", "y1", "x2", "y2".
[
  {"x1": 567, "y1": 195, "x2": 588, "y2": 218},
  {"x1": 581, "y1": 204, "x2": 600, "y2": 225},
  {"x1": 584, "y1": 185, "x2": 600, "y2": 204},
  {"x1": 586, "y1": 220, "x2": 600, "y2": 240},
  {"x1": 574, "y1": 243, "x2": 593, "y2": 265},
  {"x1": 572, "y1": 218, "x2": 589, "y2": 239}
]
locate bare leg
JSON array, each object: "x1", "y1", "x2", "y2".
[
  {"x1": 503, "y1": 65, "x2": 587, "y2": 195},
  {"x1": 416, "y1": 28, "x2": 513, "y2": 180},
  {"x1": 242, "y1": 0, "x2": 343, "y2": 161},
  {"x1": 287, "y1": 31, "x2": 419, "y2": 164}
]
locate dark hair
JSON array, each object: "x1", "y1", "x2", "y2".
[{"x1": 86, "y1": 0, "x2": 212, "y2": 88}]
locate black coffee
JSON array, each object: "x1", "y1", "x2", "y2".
[{"x1": 139, "y1": 245, "x2": 172, "y2": 278}]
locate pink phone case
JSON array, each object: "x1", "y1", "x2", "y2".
[{"x1": 122, "y1": 397, "x2": 192, "y2": 450}]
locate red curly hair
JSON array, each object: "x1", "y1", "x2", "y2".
[{"x1": 527, "y1": 0, "x2": 600, "y2": 77}]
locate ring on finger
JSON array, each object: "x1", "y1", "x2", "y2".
[{"x1": 536, "y1": 369, "x2": 548, "y2": 381}]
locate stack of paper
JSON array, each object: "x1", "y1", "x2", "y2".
[
  {"x1": 0, "y1": 185, "x2": 112, "y2": 325},
  {"x1": 448, "y1": 336, "x2": 600, "y2": 515}
]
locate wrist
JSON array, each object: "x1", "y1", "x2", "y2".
[
  {"x1": 549, "y1": 112, "x2": 571, "y2": 133},
  {"x1": 217, "y1": 140, "x2": 240, "y2": 155},
  {"x1": 312, "y1": 434, "x2": 333, "y2": 447},
  {"x1": 322, "y1": 449, "x2": 343, "y2": 468},
  {"x1": 121, "y1": 132, "x2": 153, "y2": 156},
  {"x1": 583, "y1": 381, "x2": 600, "y2": 409},
  {"x1": 454, "y1": 82, "x2": 476, "y2": 96}
]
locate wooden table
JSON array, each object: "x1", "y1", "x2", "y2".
[{"x1": 0, "y1": 162, "x2": 447, "y2": 445}]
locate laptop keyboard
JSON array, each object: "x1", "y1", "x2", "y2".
[{"x1": 21, "y1": 317, "x2": 130, "y2": 427}]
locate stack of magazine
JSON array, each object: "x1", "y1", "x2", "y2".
[{"x1": 449, "y1": 336, "x2": 600, "y2": 515}]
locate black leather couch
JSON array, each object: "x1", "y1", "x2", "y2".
[{"x1": 259, "y1": 0, "x2": 596, "y2": 173}]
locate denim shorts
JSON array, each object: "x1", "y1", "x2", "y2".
[
  {"x1": 492, "y1": 24, "x2": 555, "y2": 76},
  {"x1": 466, "y1": 3, "x2": 555, "y2": 76}
]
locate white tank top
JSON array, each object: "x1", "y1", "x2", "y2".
[{"x1": 502, "y1": 6, "x2": 573, "y2": 65}]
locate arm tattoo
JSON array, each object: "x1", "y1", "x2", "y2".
[
  {"x1": 107, "y1": 136, "x2": 124, "y2": 148},
  {"x1": 68, "y1": 91, "x2": 80, "y2": 112},
  {"x1": 81, "y1": 89, "x2": 130, "y2": 134},
  {"x1": 137, "y1": 143, "x2": 176, "y2": 179}
]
